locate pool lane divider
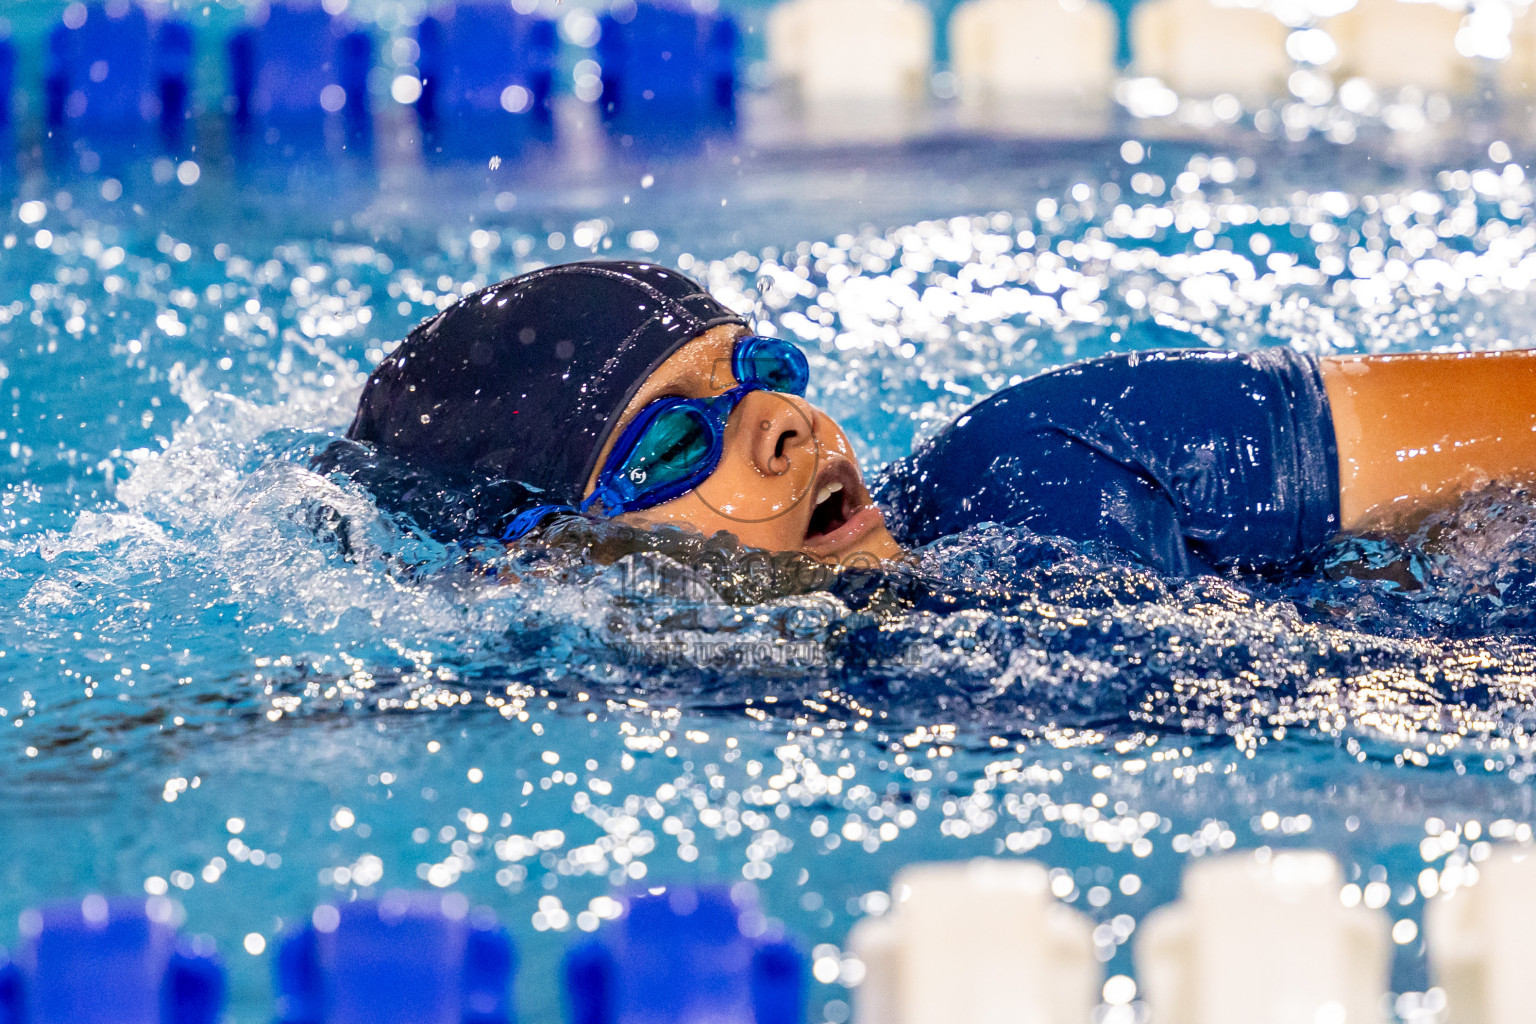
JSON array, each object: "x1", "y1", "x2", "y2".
[
  {"x1": 19, "y1": 0, "x2": 1536, "y2": 162},
  {"x1": 226, "y1": 4, "x2": 373, "y2": 154},
  {"x1": 7, "y1": 848, "x2": 1536, "y2": 1023},
  {"x1": 849, "y1": 859, "x2": 1100, "y2": 1024},
  {"x1": 43, "y1": 2, "x2": 194, "y2": 148},
  {"x1": 562, "y1": 885, "x2": 805, "y2": 1024},
  {"x1": 1137, "y1": 851, "x2": 1391, "y2": 1024},
  {"x1": 273, "y1": 891, "x2": 515, "y2": 1024},
  {"x1": 1426, "y1": 846, "x2": 1536, "y2": 1023},
  {"x1": 0, "y1": 895, "x2": 223, "y2": 1024},
  {"x1": 414, "y1": 5, "x2": 557, "y2": 161}
]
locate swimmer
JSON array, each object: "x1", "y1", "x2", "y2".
[{"x1": 319, "y1": 259, "x2": 1536, "y2": 576}]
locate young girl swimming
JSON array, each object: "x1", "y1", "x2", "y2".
[{"x1": 319, "y1": 259, "x2": 1536, "y2": 577}]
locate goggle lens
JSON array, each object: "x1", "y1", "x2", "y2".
[
  {"x1": 733, "y1": 335, "x2": 809, "y2": 396},
  {"x1": 612, "y1": 403, "x2": 715, "y2": 497}
]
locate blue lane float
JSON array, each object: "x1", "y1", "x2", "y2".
[
  {"x1": 44, "y1": 2, "x2": 193, "y2": 148},
  {"x1": 415, "y1": 2, "x2": 556, "y2": 159},
  {"x1": 227, "y1": 2, "x2": 371, "y2": 152},
  {"x1": 0, "y1": 33, "x2": 14, "y2": 119},
  {"x1": 273, "y1": 891, "x2": 517, "y2": 1024},
  {"x1": 563, "y1": 886, "x2": 805, "y2": 1024},
  {"x1": 0, "y1": 32, "x2": 13, "y2": 151},
  {"x1": 0, "y1": 896, "x2": 224, "y2": 1024},
  {"x1": 595, "y1": 1, "x2": 738, "y2": 128},
  {"x1": 155, "y1": 19, "x2": 195, "y2": 147}
]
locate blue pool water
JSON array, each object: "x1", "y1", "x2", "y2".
[{"x1": 6, "y1": 133, "x2": 1536, "y2": 1020}]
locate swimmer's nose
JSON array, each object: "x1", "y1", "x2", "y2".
[{"x1": 736, "y1": 390, "x2": 817, "y2": 477}]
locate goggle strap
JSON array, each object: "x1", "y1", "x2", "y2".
[
  {"x1": 502, "y1": 503, "x2": 576, "y2": 541},
  {"x1": 579, "y1": 487, "x2": 620, "y2": 516}
]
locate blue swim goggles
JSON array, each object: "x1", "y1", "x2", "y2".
[{"x1": 502, "y1": 334, "x2": 810, "y2": 540}]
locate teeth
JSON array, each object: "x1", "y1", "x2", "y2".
[{"x1": 815, "y1": 482, "x2": 843, "y2": 505}]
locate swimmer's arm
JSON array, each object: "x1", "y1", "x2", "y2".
[{"x1": 1319, "y1": 350, "x2": 1536, "y2": 532}]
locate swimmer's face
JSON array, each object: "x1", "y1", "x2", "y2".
[{"x1": 585, "y1": 325, "x2": 905, "y2": 566}]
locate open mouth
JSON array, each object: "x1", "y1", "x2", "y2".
[
  {"x1": 802, "y1": 458, "x2": 883, "y2": 557},
  {"x1": 806, "y1": 474, "x2": 854, "y2": 539}
]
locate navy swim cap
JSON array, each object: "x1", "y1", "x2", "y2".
[{"x1": 344, "y1": 260, "x2": 747, "y2": 513}]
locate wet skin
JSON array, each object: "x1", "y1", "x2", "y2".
[
  {"x1": 1319, "y1": 350, "x2": 1536, "y2": 531},
  {"x1": 583, "y1": 325, "x2": 906, "y2": 566}
]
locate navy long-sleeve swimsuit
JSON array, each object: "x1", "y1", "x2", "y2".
[{"x1": 873, "y1": 347, "x2": 1342, "y2": 575}]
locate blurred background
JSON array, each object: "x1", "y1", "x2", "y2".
[{"x1": 0, "y1": 0, "x2": 1529, "y2": 171}]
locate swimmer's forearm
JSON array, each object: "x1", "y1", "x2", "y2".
[{"x1": 1320, "y1": 349, "x2": 1536, "y2": 531}]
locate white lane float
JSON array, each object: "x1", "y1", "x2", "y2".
[
  {"x1": 766, "y1": 0, "x2": 932, "y2": 106},
  {"x1": 1426, "y1": 847, "x2": 1536, "y2": 1024},
  {"x1": 1137, "y1": 850, "x2": 1391, "y2": 1024},
  {"x1": 849, "y1": 858, "x2": 1099, "y2": 1024},
  {"x1": 1131, "y1": 0, "x2": 1291, "y2": 101},
  {"x1": 950, "y1": 0, "x2": 1118, "y2": 102},
  {"x1": 1328, "y1": 0, "x2": 1475, "y2": 94}
]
